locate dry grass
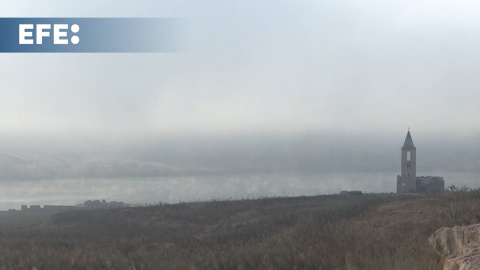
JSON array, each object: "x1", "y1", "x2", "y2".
[{"x1": 1, "y1": 187, "x2": 480, "y2": 269}]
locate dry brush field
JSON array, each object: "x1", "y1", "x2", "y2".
[{"x1": 0, "y1": 187, "x2": 479, "y2": 269}]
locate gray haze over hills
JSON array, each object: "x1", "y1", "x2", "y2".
[{"x1": 0, "y1": 133, "x2": 477, "y2": 181}]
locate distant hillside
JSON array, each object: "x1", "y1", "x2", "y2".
[
  {"x1": 0, "y1": 133, "x2": 479, "y2": 179},
  {"x1": 0, "y1": 151, "x2": 219, "y2": 180}
]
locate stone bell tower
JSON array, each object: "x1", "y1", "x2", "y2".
[{"x1": 397, "y1": 130, "x2": 417, "y2": 193}]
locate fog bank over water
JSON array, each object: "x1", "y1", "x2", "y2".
[
  {"x1": 0, "y1": 132, "x2": 478, "y2": 180},
  {"x1": 0, "y1": 131, "x2": 478, "y2": 210}
]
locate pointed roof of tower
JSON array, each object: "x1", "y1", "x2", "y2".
[{"x1": 402, "y1": 131, "x2": 416, "y2": 149}]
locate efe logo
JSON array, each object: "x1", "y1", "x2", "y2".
[{"x1": 19, "y1": 24, "x2": 80, "y2": 45}]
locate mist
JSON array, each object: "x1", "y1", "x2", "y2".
[
  {"x1": 0, "y1": 1, "x2": 480, "y2": 208},
  {"x1": 1, "y1": 1, "x2": 480, "y2": 138},
  {"x1": 0, "y1": 131, "x2": 478, "y2": 180}
]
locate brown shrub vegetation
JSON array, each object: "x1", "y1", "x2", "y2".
[{"x1": 1, "y1": 188, "x2": 480, "y2": 269}]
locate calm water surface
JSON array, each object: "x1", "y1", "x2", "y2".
[{"x1": 0, "y1": 171, "x2": 477, "y2": 210}]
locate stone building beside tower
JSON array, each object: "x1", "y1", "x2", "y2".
[{"x1": 396, "y1": 131, "x2": 444, "y2": 194}]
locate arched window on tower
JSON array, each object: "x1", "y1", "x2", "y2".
[{"x1": 407, "y1": 151, "x2": 411, "y2": 161}]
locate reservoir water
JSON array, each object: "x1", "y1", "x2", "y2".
[{"x1": 0, "y1": 171, "x2": 477, "y2": 210}]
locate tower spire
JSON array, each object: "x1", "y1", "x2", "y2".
[{"x1": 402, "y1": 130, "x2": 415, "y2": 149}]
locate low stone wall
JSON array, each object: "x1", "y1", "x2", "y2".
[
  {"x1": 416, "y1": 176, "x2": 444, "y2": 193},
  {"x1": 429, "y1": 223, "x2": 480, "y2": 270}
]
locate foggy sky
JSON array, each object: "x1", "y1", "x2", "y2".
[{"x1": 1, "y1": 0, "x2": 480, "y2": 140}]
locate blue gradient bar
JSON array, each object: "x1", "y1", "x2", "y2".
[{"x1": 0, "y1": 18, "x2": 182, "y2": 53}]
